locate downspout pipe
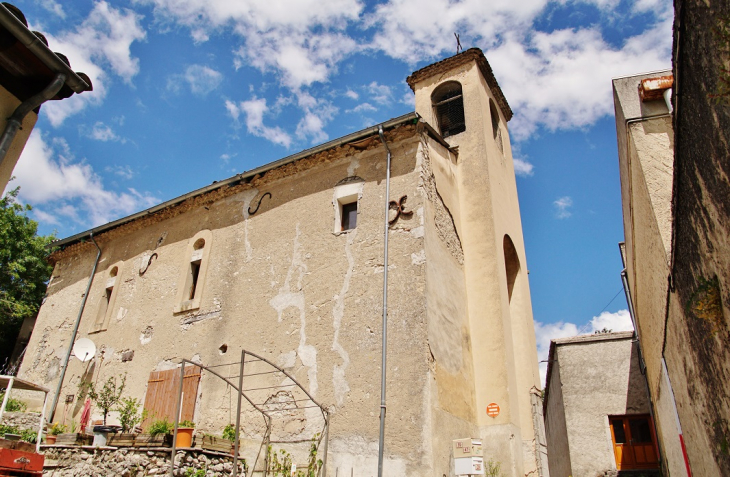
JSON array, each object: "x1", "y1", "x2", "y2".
[
  {"x1": 0, "y1": 73, "x2": 65, "y2": 168},
  {"x1": 49, "y1": 233, "x2": 101, "y2": 422},
  {"x1": 377, "y1": 125, "x2": 391, "y2": 477}
]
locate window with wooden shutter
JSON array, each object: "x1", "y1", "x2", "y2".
[{"x1": 141, "y1": 365, "x2": 201, "y2": 429}]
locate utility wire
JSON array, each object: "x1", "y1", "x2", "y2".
[{"x1": 577, "y1": 286, "x2": 625, "y2": 335}]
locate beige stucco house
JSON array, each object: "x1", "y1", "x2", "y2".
[
  {"x1": 19, "y1": 48, "x2": 543, "y2": 476},
  {"x1": 543, "y1": 332, "x2": 658, "y2": 477}
]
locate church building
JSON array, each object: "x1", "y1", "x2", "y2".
[{"x1": 19, "y1": 48, "x2": 542, "y2": 477}]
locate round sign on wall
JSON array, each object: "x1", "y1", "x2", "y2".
[{"x1": 486, "y1": 403, "x2": 500, "y2": 418}]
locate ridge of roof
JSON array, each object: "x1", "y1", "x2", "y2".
[{"x1": 406, "y1": 47, "x2": 513, "y2": 122}]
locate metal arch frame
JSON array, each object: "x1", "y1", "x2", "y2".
[{"x1": 168, "y1": 350, "x2": 329, "y2": 477}]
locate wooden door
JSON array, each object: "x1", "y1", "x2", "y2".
[
  {"x1": 610, "y1": 415, "x2": 660, "y2": 470},
  {"x1": 141, "y1": 366, "x2": 201, "y2": 429}
]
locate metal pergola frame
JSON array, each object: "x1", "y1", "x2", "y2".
[
  {"x1": 168, "y1": 350, "x2": 329, "y2": 477},
  {"x1": 0, "y1": 375, "x2": 50, "y2": 453}
]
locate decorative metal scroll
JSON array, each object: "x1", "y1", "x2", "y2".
[
  {"x1": 248, "y1": 192, "x2": 272, "y2": 216},
  {"x1": 388, "y1": 195, "x2": 413, "y2": 226}
]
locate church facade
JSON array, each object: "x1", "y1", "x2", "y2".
[{"x1": 19, "y1": 49, "x2": 542, "y2": 476}]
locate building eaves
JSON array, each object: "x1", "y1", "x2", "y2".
[
  {"x1": 50, "y1": 112, "x2": 423, "y2": 251},
  {"x1": 406, "y1": 47, "x2": 513, "y2": 122},
  {"x1": 0, "y1": 2, "x2": 92, "y2": 102}
]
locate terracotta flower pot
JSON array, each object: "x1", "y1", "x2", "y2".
[
  {"x1": 46, "y1": 435, "x2": 57, "y2": 444},
  {"x1": 175, "y1": 427, "x2": 194, "y2": 448}
]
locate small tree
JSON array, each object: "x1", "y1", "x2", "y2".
[
  {"x1": 117, "y1": 397, "x2": 142, "y2": 433},
  {"x1": 83, "y1": 374, "x2": 127, "y2": 425}
]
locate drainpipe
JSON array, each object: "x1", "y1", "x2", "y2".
[
  {"x1": 0, "y1": 73, "x2": 66, "y2": 167},
  {"x1": 49, "y1": 233, "x2": 101, "y2": 422},
  {"x1": 376, "y1": 125, "x2": 391, "y2": 477}
]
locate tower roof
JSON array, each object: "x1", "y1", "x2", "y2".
[{"x1": 406, "y1": 48, "x2": 512, "y2": 122}]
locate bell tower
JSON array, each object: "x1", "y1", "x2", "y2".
[{"x1": 408, "y1": 49, "x2": 542, "y2": 476}]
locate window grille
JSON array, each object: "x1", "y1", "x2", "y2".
[{"x1": 432, "y1": 82, "x2": 466, "y2": 138}]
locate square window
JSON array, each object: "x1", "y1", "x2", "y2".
[{"x1": 341, "y1": 201, "x2": 358, "y2": 231}]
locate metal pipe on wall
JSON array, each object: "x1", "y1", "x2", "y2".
[
  {"x1": 50, "y1": 233, "x2": 101, "y2": 422},
  {"x1": 376, "y1": 125, "x2": 391, "y2": 477}
]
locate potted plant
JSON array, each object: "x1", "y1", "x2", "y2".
[
  {"x1": 135, "y1": 417, "x2": 173, "y2": 447},
  {"x1": 175, "y1": 420, "x2": 195, "y2": 448},
  {"x1": 80, "y1": 374, "x2": 126, "y2": 446},
  {"x1": 201, "y1": 424, "x2": 237, "y2": 453},
  {"x1": 107, "y1": 397, "x2": 141, "y2": 446},
  {"x1": 57, "y1": 420, "x2": 92, "y2": 446},
  {"x1": 45, "y1": 422, "x2": 66, "y2": 444}
]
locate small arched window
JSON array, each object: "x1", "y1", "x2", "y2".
[
  {"x1": 432, "y1": 81, "x2": 466, "y2": 138},
  {"x1": 90, "y1": 261, "x2": 124, "y2": 333},
  {"x1": 490, "y1": 99, "x2": 503, "y2": 153}
]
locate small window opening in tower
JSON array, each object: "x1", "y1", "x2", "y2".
[
  {"x1": 504, "y1": 235, "x2": 520, "y2": 303},
  {"x1": 341, "y1": 201, "x2": 358, "y2": 231},
  {"x1": 432, "y1": 81, "x2": 466, "y2": 138}
]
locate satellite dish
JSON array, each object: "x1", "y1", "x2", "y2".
[{"x1": 73, "y1": 338, "x2": 96, "y2": 362}]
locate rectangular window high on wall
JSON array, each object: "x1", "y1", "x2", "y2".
[{"x1": 341, "y1": 201, "x2": 358, "y2": 231}]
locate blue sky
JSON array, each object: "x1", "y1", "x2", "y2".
[{"x1": 8, "y1": 0, "x2": 672, "y2": 382}]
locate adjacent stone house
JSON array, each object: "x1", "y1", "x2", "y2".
[
  {"x1": 543, "y1": 332, "x2": 658, "y2": 477},
  {"x1": 18, "y1": 49, "x2": 543, "y2": 476}
]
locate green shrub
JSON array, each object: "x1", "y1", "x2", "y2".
[
  {"x1": 148, "y1": 418, "x2": 172, "y2": 437},
  {"x1": 222, "y1": 424, "x2": 236, "y2": 442},
  {"x1": 0, "y1": 392, "x2": 27, "y2": 412},
  {"x1": 178, "y1": 419, "x2": 195, "y2": 428}
]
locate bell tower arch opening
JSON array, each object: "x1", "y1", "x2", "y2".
[{"x1": 431, "y1": 81, "x2": 466, "y2": 138}]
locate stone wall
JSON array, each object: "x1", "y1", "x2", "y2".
[
  {"x1": 43, "y1": 447, "x2": 245, "y2": 477},
  {"x1": 1, "y1": 411, "x2": 42, "y2": 430}
]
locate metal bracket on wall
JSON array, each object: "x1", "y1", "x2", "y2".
[
  {"x1": 248, "y1": 192, "x2": 271, "y2": 215},
  {"x1": 388, "y1": 195, "x2": 413, "y2": 226}
]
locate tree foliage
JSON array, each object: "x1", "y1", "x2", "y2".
[{"x1": 0, "y1": 187, "x2": 54, "y2": 367}]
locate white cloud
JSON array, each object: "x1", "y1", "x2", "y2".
[
  {"x1": 168, "y1": 65, "x2": 223, "y2": 96},
  {"x1": 554, "y1": 196, "x2": 573, "y2": 219},
  {"x1": 535, "y1": 309, "x2": 634, "y2": 386},
  {"x1": 344, "y1": 89, "x2": 359, "y2": 100},
  {"x1": 367, "y1": 81, "x2": 393, "y2": 105},
  {"x1": 143, "y1": 0, "x2": 362, "y2": 89},
  {"x1": 87, "y1": 121, "x2": 123, "y2": 142},
  {"x1": 513, "y1": 157, "x2": 534, "y2": 177},
  {"x1": 40, "y1": 0, "x2": 66, "y2": 18},
  {"x1": 9, "y1": 130, "x2": 157, "y2": 226},
  {"x1": 226, "y1": 98, "x2": 292, "y2": 148},
  {"x1": 105, "y1": 164, "x2": 135, "y2": 179},
  {"x1": 40, "y1": 1, "x2": 146, "y2": 126},
  {"x1": 347, "y1": 103, "x2": 377, "y2": 114}
]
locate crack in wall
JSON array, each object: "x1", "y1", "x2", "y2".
[
  {"x1": 269, "y1": 224, "x2": 318, "y2": 396},
  {"x1": 332, "y1": 229, "x2": 355, "y2": 407}
]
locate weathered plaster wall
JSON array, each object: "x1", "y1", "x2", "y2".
[
  {"x1": 0, "y1": 85, "x2": 37, "y2": 192},
  {"x1": 21, "y1": 128, "x2": 440, "y2": 476},
  {"x1": 548, "y1": 334, "x2": 650, "y2": 477},
  {"x1": 543, "y1": 359, "x2": 571, "y2": 477},
  {"x1": 668, "y1": 1, "x2": 730, "y2": 474}
]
